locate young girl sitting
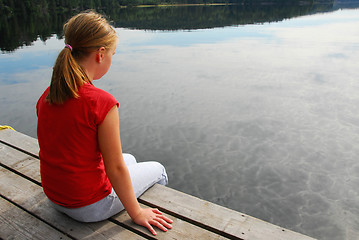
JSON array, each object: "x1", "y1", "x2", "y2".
[{"x1": 36, "y1": 10, "x2": 172, "y2": 235}]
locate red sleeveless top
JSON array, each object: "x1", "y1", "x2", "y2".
[{"x1": 37, "y1": 83, "x2": 118, "y2": 208}]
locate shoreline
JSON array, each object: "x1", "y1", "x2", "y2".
[
  {"x1": 135, "y1": 3, "x2": 239, "y2": 8},
  {"x1": 131, "y1": 1, "x2": 317, "y2": 8}
]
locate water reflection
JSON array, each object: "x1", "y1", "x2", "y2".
[
  {"x1": 107, "y1": 14, "x2": 359, "y2": 239},
  {"x1": 1, "y1": 5, "x2": 359, "y2": 240},
  {"x1": 1, "y1": 1, "x2": 358, "y2": 52}
]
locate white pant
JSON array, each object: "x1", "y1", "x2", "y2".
[{"x1": 50, "y1": 154, "x2": 168, "y2": 222}]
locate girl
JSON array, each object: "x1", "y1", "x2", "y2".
[{"x1": 36, "y1": 11, "x2": 172, "y2": 235}]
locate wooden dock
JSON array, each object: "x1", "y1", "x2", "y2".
[{"x1": 0, "y1": 128, "x2": 316, "y2": 240}]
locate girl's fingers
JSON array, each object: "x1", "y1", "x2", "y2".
[
  {"x1": 152, "y1": 208, "x2": 162, "y2": 214},
  {"x1": 137, "y1": 208, "x2": 173, "y2": 235},
  {"x1": 145, "y1": 222, "x2": 157, "y2": 236},
  {"x1": 158, "y1": 214, "x2": 173, "y2": 224},
  {"x1": 155, "y1": 217, "x2": 173, "y2": 229},
  {"x1": 150, "y1": 219, "x2": 168, "y2": 232},
  {"x1": 152, "y1": 208, "x2": 173, "y2": 224}
]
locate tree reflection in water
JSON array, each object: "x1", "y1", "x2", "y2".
[{"x1": 2, "y1": 0, "x2": 356, "y2": 52}]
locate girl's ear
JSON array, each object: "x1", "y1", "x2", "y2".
[
  {"x1": 96, "y1": 53, "x2": 101, "y2": 63},
  {"x1": 96, "y1": 47, "x2": 106, "y2": 63}
]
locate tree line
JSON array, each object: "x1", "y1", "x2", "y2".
[
  {"x1": 0, "y1": 0, "x2": 335, "y2": 15},
  {"x1": 0, "y1": 0, "x2": 343, "y2": 52}
]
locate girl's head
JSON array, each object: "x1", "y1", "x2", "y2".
[{"x1": 47, "y1": 11, "x2": 117, "y2": 104}]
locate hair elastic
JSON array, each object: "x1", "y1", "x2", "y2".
[{"x1": 65, "y1": 44, "x2": 73, "y2": 52}]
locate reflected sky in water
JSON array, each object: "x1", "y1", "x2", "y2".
[{"x1": 1, "y1": 9, "x2": 359, "y2": 240}]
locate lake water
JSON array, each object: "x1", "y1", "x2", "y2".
[{"x1": 1, "y1": 4, "x2": 359, "y2": 240}]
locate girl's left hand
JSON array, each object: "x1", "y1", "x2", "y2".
[{"x1": 132, "y1": 207, "x2": 173, "y2": 235}]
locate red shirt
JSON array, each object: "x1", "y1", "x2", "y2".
[{"x1": 36, "y1": 83, "x2": 119, "y2": 208}]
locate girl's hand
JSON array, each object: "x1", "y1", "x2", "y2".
[{"x1": 132, "y1": 208, "x2": 173, "y2": 235}]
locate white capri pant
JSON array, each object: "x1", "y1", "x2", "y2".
[{"x1": 49, "y1": 153, "x2": 168, "y2": 222}]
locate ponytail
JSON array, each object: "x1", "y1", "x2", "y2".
[
  {"x1": 46, "y1": 11, "x2": 117, "y2": 105},
  {"x1": 46, "y1": 47, "x2": 89, "y2": 104}
]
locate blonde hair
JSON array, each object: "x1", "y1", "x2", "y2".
[{"x1": 46, "y1": 11, "x2": 117, "y2": 104}]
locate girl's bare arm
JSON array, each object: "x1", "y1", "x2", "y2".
[{"x1": 98, "y1": 105, "x2": 173, "y2": 235}]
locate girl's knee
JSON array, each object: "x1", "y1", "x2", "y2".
[
  {"x1": 153, "y1": 162, "x2": 168, "y2": 186},
  {"x1": 128, "y1": 161, "x2": 169, "y2": 186},
  {"x1": 123, "y1": 153, "x2": 137, "y2": 166}
]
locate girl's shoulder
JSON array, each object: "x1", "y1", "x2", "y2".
[
  {"x1": 80, "y1": 83, "x2": 114, "y2": 99},
  {"x1": 79, "y1": 83, "x2": 118, "y2": 108},
  {"x1": 79, "y1": 83, "x2": 119, "y2": 125}
]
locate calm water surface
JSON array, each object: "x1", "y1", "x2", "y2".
[{"x1": 1, "y1": 7, "x2": 359, "y2": 240}]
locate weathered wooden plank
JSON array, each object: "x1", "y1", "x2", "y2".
[
  {"x1": 112, "y1": 204, "x2": 228, "y2": 240},
  {"x1": 0, "y1": 129, "x2": 39, "y2": 158},
  {"x1": 0, "y1": 142, "x2": 41, "y2": 183},
  {"x1": 140, "y1": 184, "x2": 315, "y2": 240},
  {"x1": 0, "y1": 167, "x2": 145, "y2": 240},
  {"x1": 0, "y1": 197, "x2": 71, "y2": 240},
  {"x1": 0, "y1": 143, "x2": 228, "y2": 239},
  {"x1": 0, "y1": 129, "x2": 316, "y2": 240}
]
